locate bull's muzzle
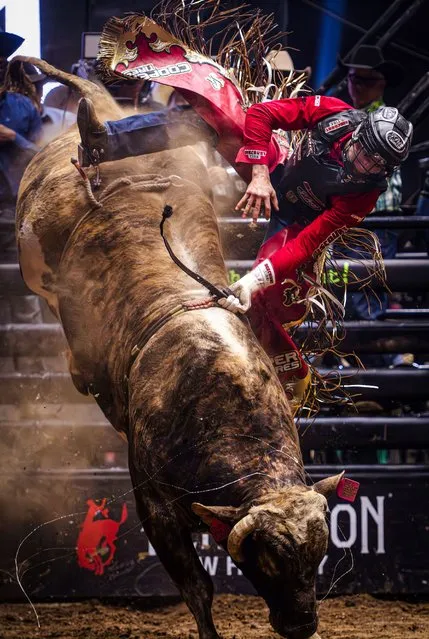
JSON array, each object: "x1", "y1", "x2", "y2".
[{"x1": 269, "y1": 610, "x2": 318, "y2": 639}]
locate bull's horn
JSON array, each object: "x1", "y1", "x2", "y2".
[
  {"x1": 312, "y1": 471, "x2": 345, "y2": 497},
  {"x1": 227, "y1": 513, "x2": 257, "y2": 563}
]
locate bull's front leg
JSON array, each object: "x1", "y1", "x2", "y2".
[{"x1": 135, "y1": 498, "x2": 221, "y2": 639}]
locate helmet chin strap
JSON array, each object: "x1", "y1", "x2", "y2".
[{"x1": 341, "y1": 140, "x2": 366, "y2": 182}]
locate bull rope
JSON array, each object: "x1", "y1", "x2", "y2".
[
  {"x1": 67, "y1": 170, "x2": 237, "y2": 388},
  {"x1": 64, "y1": 170, "x2": 185, "y2": 261},
  {"x1": 160, "y1": 204, "x2": 232, "y2": 300}
]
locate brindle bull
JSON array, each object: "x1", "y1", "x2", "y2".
[{"x1": 16, "y1": 57, "x2": 341, "y2": 639}]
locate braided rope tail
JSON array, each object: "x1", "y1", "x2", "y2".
[{"x1": 160, "y1": 205, "x2": 232, "y2": 301}]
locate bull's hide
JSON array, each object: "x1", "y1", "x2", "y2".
[{"x1": 16, "y1": 58, "x2": 339, "y2": 639}]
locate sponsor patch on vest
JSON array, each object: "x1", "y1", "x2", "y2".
[
  {"x1": 386, "y1": 129, "x2": 405, "y2": 152},
  {"x1": 296, "y1": 181, "x2": 323, "y2": 211},
  {"x1": 286, "y1": 190, "x2": 298, "y2": 204},
  {"x1": 324, "y1": 118, "x2": 349, "y2": 134},
  {"x1": 244, "y1": 149, "x2": 267, "y2": 160},
  {"x1": 303, "y1": 181, "x2": 324, "y2": 207}
]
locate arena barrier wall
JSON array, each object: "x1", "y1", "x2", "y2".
[{"x1": 1, "y1": 466, "x2": 428, "y2": 600}]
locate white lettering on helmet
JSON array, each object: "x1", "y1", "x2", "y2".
[
  {"x1": 382, "y1": 107, "x2": 398, "y2": 120},
  {"x1": 386, "y1": 130, "x2": 405, "y2": 152}
]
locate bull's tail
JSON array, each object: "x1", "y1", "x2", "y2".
[{"x1": 10, "y1": 55, "x2": 122, "y2": 116}]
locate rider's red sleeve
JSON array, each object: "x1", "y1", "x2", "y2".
[
  {"x1": 236, "y1": 95, "x2": 352, "y2": 166},
  {"x1": 268, "y1": 190, "x2": 382, "y2": 281}
]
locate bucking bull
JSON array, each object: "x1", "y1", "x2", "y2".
[{"x1": 16, "y1": 59, "x2": 343, "y2": 639}]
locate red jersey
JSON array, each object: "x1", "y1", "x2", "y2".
[{"x1": 235, "y1": 95, "x2": 382, "y2": 279}]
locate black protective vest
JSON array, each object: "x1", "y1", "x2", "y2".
[{"x1": 272, "y1": 109, "x2": 387, "y2": 226}]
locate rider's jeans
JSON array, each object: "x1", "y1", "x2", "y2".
[{"x1": 104, "y1": 107, "x2": 216, "y2": 162}]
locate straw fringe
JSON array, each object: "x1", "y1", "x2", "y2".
[{"x1": 291, "y1": 229, "x2": 387, "y2": 417}]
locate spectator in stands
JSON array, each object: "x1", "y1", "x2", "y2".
[
  {"x1": 416, "y1": 157, "x2": 429, "y2": 255},
  {"x1": 44, "y1": 60, "x2": 164, "y2": 116},
  {"x1": 0, "y1": 26, "x2": 23, "y2": 84},
  {"x1": 43, "y1": 59, "x2": 97, "y2": 114},
  {"x1": 0, "y1": 31, "x2": 43, "y2": 327},
  {"x1": 0, "y1": 31, "x2": 41, "y2": 256},
  {"x1": 22, "y1": 63, "x2": 76, "y2": 145},
  {"x1": 342, "y1": 45, "x2": 404, "y2": 321},
  {"x1": 108, "y1": 78, "x2": 165, "y2": 113}
]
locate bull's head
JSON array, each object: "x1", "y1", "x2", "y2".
[{"x1": 192, "y1": 472, "x2": 343, "y2": 639}]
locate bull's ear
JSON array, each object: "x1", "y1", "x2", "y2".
[
  {"x1": 191, "y1": 503, "x2": 240, "y2": 526},
  {"x1": 312, "y1": 471, "x2": 345, "y2": 497}
]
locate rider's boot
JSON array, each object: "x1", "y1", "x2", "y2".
[
  {"x1": 77, "y1": 98, "x2": 108, "y2": 167},
  {"x1": 283, "y1": 369, "x2": 311, "y2": 416}
]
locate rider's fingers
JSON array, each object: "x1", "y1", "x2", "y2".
[
  {"x1": 232, "y1": 297, "x2": 243, "y2": 313},
  {"x1": 219, "y1": 295, "x2": 241, "y2": 313},
  {"x1": 272, "y1": 190, "x2": 279, "y2": 211},
  {"x1": 241, "y1": 195, "x2": 255, "y2": 218},
  {"x1": 252, "y1": 199, "x2": 262, "y2": 222},
  {"x1": 263, "y1": 196, "x2": 271, "y2": 220},
  {"x1": 236, "y1": 297, "x2": 250, "y2": 313},
  {"x1": 235, "y1": 193, "x2": 249, "y2": 211}
]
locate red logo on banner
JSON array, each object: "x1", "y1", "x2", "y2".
[{"x1": 76, "y1": 499, "x2": 128, "y2": 575}]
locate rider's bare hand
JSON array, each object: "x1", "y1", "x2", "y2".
[{"x1": 236, "y1": 164, "x2": 279, "y2": 222}]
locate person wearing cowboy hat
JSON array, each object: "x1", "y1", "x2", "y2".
[
  {"x1": 0, "y1": 32, "x2": 41, "y2": 258},
  {"x1": 21, "y1": 62, "x2": 77, "y2": 145},
  {"x1": 339, "y1": 45, "x2": 406, "y2": 328},
  {"x1": 0, "y1": 26, "x2": 24, "y2": 84},
  {"x1": 341, "y1": 45, "x2": 404, "y2": 110}
]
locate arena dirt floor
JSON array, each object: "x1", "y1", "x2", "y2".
[{"x1": 1, "y1": 594, "x2": 429, "y2": 639}]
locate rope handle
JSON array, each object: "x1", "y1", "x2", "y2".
[{"x1": 71, "y1": 158, "x2": 102, "y2": 209}]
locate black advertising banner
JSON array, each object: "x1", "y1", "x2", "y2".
[{"x1": 1, "y1": 467, "x2": 428, "y2": 600}]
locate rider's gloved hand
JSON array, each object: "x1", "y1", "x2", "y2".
[{"x1": 218, "y1": 259, "x2": 276, "y2": 313}]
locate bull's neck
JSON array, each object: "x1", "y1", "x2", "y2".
[
  {"x1": 128, "y1": 308, "x2": 306, "y2": 506},
  {"x1": 206, "y1": 423, "x2": 306, "y2": 506}
]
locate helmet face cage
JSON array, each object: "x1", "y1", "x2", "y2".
[
  {"x1": 342, "y1": 107, "x2": 413, "y2": 182},
  {"x1": 341, "y1": 134, "x2": 388, "y2": 182}
]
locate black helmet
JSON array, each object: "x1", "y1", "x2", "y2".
[{"x1": 356, "y1": 106, "x2": 413, "y2": 168}]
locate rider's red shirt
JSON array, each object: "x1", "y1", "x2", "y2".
[
  {"x1": 236, "y1": 95, "x2": 351, "y2": 168},
  {"x1": 235, "y1": 95, "x2": 383, "y2": 279}
]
